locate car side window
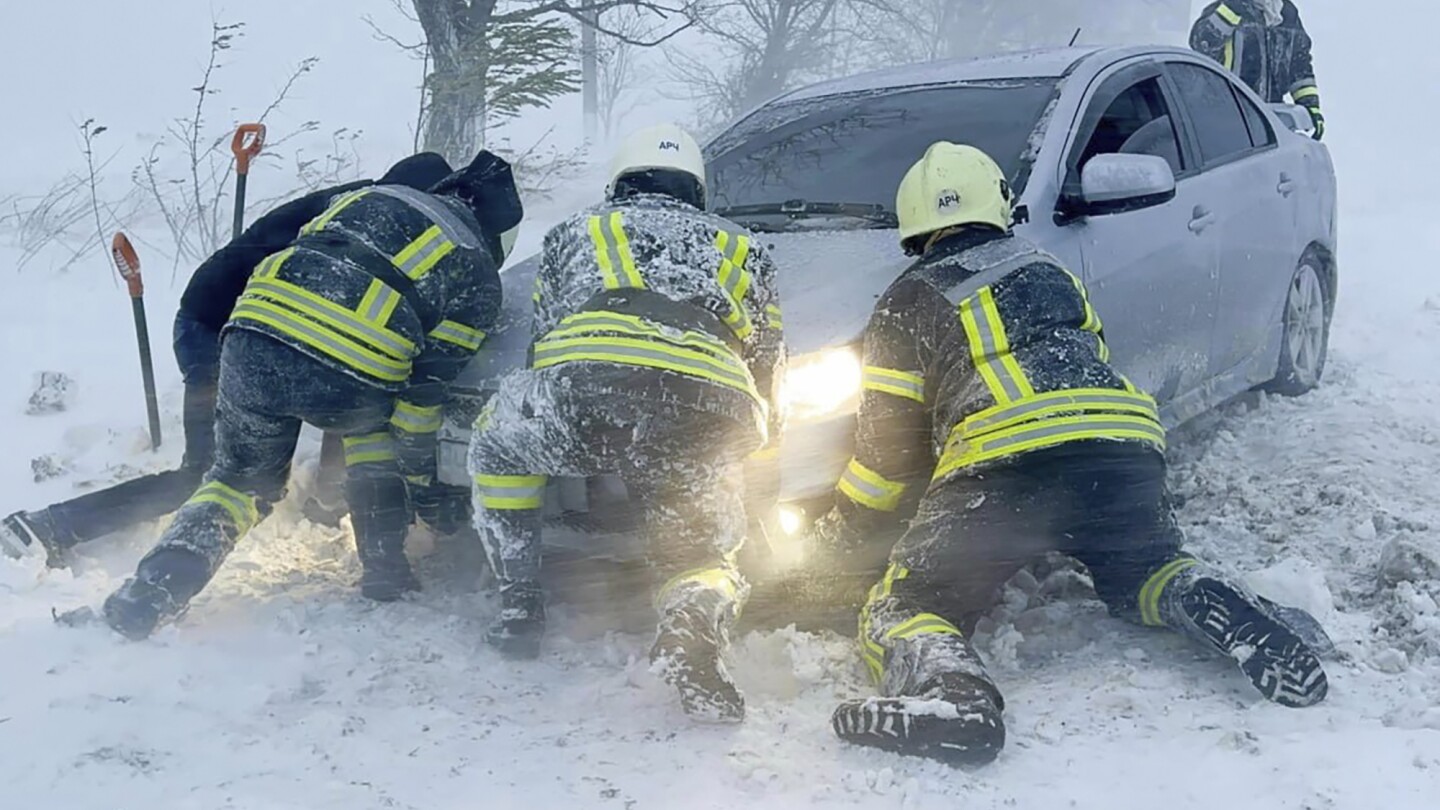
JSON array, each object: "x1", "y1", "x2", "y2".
[
  {"x1": 1169, "y1": 63, "x2": 1256, "y2": 165},
  {"x1": 1077, "y1": 77, "x2": 1185, "y2": 178},
  {"x1": 1234, "y1": 85, "x2": 1276, "y2": 148}
]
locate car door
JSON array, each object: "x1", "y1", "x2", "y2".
[
  {"x1": 1165, "y1": 59, "x2": 1300, "y2": 386},
  {"x1": 1059, "y1": 62, "x2": 1220, "y2": 406}
]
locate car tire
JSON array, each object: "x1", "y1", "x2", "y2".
[{"x1": 1264, "y1": 254, "x2": 1331, "y2": 397}]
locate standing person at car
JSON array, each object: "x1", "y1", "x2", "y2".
[
  {"x1": 99, "y1": 151, "x2": 522, "y2": 641},
  {"x1": 0, "y1": 153, "x2": 459, "y2": 565},
  {"x1": 811, "y1": 141, "x2": 1330, "y2": 766},
  {"x1": 1190, "y1": 0, "x2": 1324, "y2": 139},
  {"x1": 468, "y1": 124, "x2": 785, "y2": 723}
]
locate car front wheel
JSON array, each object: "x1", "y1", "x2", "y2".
[{"x1": 1265, "y1": 256, "x2": 1331, "y2": 397}]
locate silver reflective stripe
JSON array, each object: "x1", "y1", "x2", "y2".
[
  {"x1": 398, "y1": 230, "x2": 453, "y2": 279},
  {"x1": 965, "y1": 392, "x2": 1158, "y2": 434},
  {"x1": 960, "y1": 296, "x2": 1026, "y2": 403},
  {"x1": 368, "y1": 185, "x2": 482, "y2": 249},
  {"x1": 555, "y1": 315, "x2": 732, "y2": 355},
  {"x1": 361, "y1": 286, "x2": 402, "y2": 323},
  {"x1": 246, "y1": 280, "x2": 414, "y2": 359},
  {"x1": 940, "y1": 238, "x2": 1062, "y2": 307},
  {"x1": 533, "y1": 341, "x2": 753, "y2": 390},
  {"x1": 476, "y1": 483, "x2": 546, "y2": 501},
  {"x1": 840, "y1": 467, "x2": 891, "y2": 502},
  {"x1": 977, "y1": 418, "x2": 1166, "y2": 454},
  {"x1": 429, "y1": 321, "x2": 485, "y2": 350},
  {"x1": 232, "y1": 302, "x2": 411, "y2": 381},
  {"x1": 592, "y1": 215, "x2": 630, "y2": 289},
  {"x1": 862, "y1": 369, "x2": 924, "y2": 400}
]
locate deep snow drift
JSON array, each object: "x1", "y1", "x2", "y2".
[{"x1": 4, "y1": 4, "x2": 1440, "y2": 810}]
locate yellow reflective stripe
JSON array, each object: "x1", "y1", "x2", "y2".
[
  {"x1": 656, "y1": 566, "x2": 742, "y2": 610},
  {"x1": 959, "y1": 288, "x2": 1034, "y2": 405},
  {"x1": 589, "y1": 215, "x2": 622, "y2": 290},
  {"x1": 749, "y1": 444, "x2": 781, "y2": 462},
  {"x1": 548, "y1": 311, "x2": 734, "y2": 357},
  {"x1": 1291, "y1": 85, "x2": 1320, "y2": 102},
  {"x1": 609, "y1": 211, "x2": 644, "y2": 289},
  {"x1": 186, "y1": 481, "x2": 260, "y2": 533},
  {"x1": 532, "y1": 335, "x2": 760, "y2": 399},
  {"x1": 836, "y1": 457, "x2": 908, "y2": 512},
  {"x1": 358, "y1": 280, "x2": 404, "y2": 326},
  {"x1": 859, "y1": 565, "x2": 910, "y2": 684},
  {"x1": 244, "y1": 276, "x2": 417, "y2": 358},
  {"x1": 300, "y1": 189, "x2": 371, "y2": 236},
  {"x1": 252, "y1": 247, "x2": 295, "y2": 279},
  {"x1": 862, "y1": 366, "x2": 926, "y2": 403},
  {"x1": 1139, "y1": 557, "x2": 1199, "y2": 626},
  {"x1": 1064, "y1": 270, "x2": 1102, "y2": 334},
  {"x1": 428, "y1": 320, "x2": 486, "y2": 352},
  {"x1": 961, "y1": 387, "x2": 1159, "y2": 438},
  {"x1": 886, "y1": 613, "x2": 962, "y2": 641},
  {"x1": 1223, "y1": 38, "x2": 1235, "y2": 70},
  {"x1": 391, "y1": 401, "x2": 443, "y2": 434},
  {"x1": 230, "y1": 301, "x2": 412, "y2": 383},
  {"x1": 474, "y1": 473, "x2": 547, "y2": 510},
  {"x1": 714, "y1": 231, "x2": 755, "y2": 340},
  {"x1": 393, "y1": 226, "x2": 455, "y2": 280},
  {"x1": 936, "y1": 414, "x2": 1166, "y2": 480},
  {"x1": 532, "y1": 275, "x2": 543, "y2": 304},
  {"x1": 766, "y1": 304, "x2": 783, "y2": 329},
  {"x1": 406, "y1": 474, "x2": 433, "y2": 487},
  {"x1": 343, "y1": 433, "x2": 397, "y2": 466},
  {"x1": 1216, "y1": 3, "x2": 1241, "y2": 25}
]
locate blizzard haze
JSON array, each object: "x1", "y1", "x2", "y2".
[{"x1": 3, "y1": 1, "x2": 1440, "y2": 809}]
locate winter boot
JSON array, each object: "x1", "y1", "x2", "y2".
[
  {"x1": 1161, "y1": 569, "x2": 1329, "y2": 708},
  {"x1": 833, "y1": 672, "x2": 1006, "y2": 766},
  {"x1": 651, "y1": 601, "x2": 745, "y2": 723},
  {"x1": 102, "y1": 548, "x2": 213, "y2": 640},
  {"x1": 1, "y1": 510, "x2": 64, "y2": 562},
  {"x1": 348, "y1": 477, "x2": 419, "y2": 602},
  {"x1": 486, "y1": 581, "x2": 546, "y2": 660}
]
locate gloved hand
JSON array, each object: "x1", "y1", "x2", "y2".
[
  {"x1": 407, "y1": 478, "x2": 472, "y2": 536},
  {"x1": 1304, "y1": 104, "x2": 1325, "y2": 141}
]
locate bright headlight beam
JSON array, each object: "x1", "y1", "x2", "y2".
[{"x1": 782, "y1": 347, "x2": 863, "y2": 419}]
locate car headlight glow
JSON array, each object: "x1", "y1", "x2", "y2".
[{"x1": 781, "y1": 347, "x2": 863, "y2": 420}]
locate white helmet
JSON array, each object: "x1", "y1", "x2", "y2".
[
  {"x1": 607, "y1": 124, "x2": 707, "y2": 204},
  {"x1": 896, "y1": 142, "x2": 1012, "y2": 255}
]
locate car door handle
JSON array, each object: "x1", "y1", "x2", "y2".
[
  {"x1": 1188, "y1": 206, "x2": 1217, "y2": 234},
  {"x1": 1278, "y1": 173, "x2": 1296, "y2": 197}
]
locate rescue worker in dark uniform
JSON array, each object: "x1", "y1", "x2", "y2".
[
  {"x1": 101, "y1": 151, "x2": 523, "y2": 641},
  {"x1": 814, "y1": 143, "x2": 1330, "y2": 766},
  {"x1": 468, "y1": 125, "x2": 785, "y2": 722},
  {"x1": 1191, "y1": 0, "x2": 1324, "y2": 139},
  {"x1": 0, "y1": 154, "x2": 455, "y2": 563}
]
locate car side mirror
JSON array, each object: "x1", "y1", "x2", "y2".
[
  {"x1": 1076, "y1": 154, "x2": 1177, "y2": 217},
  {"x1": 1269, "y1": 103, "x2": 1316, "y2": 135}
]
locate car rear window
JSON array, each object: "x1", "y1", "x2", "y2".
[{"x1": 706, "y1": 80, "x2": 1059, "y2": 216}]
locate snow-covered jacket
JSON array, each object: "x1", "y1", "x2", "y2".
[
  {"x1": 825, "y1": 229, "x2": 1164, "y2": 528},
  {"x1": 532, "y1": 193, "x2": 786, "y2": 452},
  {"x1": 225, "y1": 185, "x2": 502, "y2": 482},
  {"x1": 1191, "y1": 0, "x2": 1320, "y2": 107}
]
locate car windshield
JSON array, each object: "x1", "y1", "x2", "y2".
[{"x1": 706, "y1": 79, "x2": 1059, "y2": 231}]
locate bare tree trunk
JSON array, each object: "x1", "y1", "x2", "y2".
[
  {"x1": 581, "y1": 11, "x2": 599, "y2": 143},
  {"x1": 413, "y1": 0, "x2": 498, "y2": 164}
]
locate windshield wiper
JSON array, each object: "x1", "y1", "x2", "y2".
[{"x1": 713, "y1": 200, "x2": 899, "y2": 230}]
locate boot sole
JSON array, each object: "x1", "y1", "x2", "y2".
[
  {"x1": 833, "y1": 697, "x2": 1005, "y2": 766},
  {"x1": 1185, "y1": 579, "x2": 1329, "y2": 708}
]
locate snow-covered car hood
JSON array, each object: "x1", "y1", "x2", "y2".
[{"x1": 451, "y1": 228, "x2": 912, "y2": 396}]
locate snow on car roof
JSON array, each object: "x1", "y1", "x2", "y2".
[{"x1": 779, "y1": 47, "x2": 1104, "y2": 102}]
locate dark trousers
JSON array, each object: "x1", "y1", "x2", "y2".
[
  {"x1": 861, "y1": 443, "x2": 1190, "y2": 696},
  {"x1": 133, "y1": 331, "x2": 408, "y2": 595},
  {"x1": 39, "y1": 379, "x2": 347, "y2": 550},
  {"x1": 468, "y1": 367, "x2": 761, "y2": 619}
]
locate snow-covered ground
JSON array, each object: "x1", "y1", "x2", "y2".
[{"x1": 4, "y1": 2, "x2": 1440, "y2": 808}]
